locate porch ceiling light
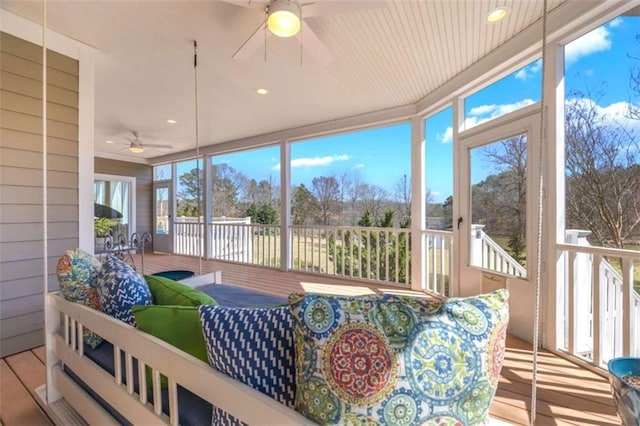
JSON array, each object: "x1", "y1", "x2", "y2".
[
  {"x1": 487, "y1": 7, "x2": 508, "y2": 23},
  {"x1": 267, "y1": 0, "x2": 301, "y2": 38},
  {"x1": 130, "y1": 144, "x2": 145, "y2": 154}
]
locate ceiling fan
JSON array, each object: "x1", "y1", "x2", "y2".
[
  {"x1": 121, "y1": 131, "x2": 173, "y2": 154},
  {"x1": 222, "y1": 0, "x2": 386, "y2": 65}
]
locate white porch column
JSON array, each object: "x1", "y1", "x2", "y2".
[
  {"x1": 410, "y1": 116, "x2": 426, "y2": 291},
  {"x1": 280, "y1": 140, "x2": 291, "y2": 271}
]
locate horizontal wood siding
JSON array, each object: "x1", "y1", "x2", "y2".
[
  {"x1": 0, "y1": 32, "x2": 79, "y2": 357},
  {"x1": 94, "y1": 158, "x2": 153, "y2": 238}
]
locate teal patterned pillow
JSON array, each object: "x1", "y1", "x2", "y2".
[
  {"x1": 288, "y1": 289, "x2": 509, "y2": 425},
  {"x1": 56, "y1": 248, "x2": 103, "y2": 348}
]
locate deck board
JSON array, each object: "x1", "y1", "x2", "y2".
[
  {"x1": 0, "y1": 357, "x2": 52, "y2": 426},
  {"x1": 1, "y1": 253, "x2": 621, "y2": 425}
]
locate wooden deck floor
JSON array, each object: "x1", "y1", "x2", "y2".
[{"x1": 0, "y1": 253, "x2": 621, "y2": 425}]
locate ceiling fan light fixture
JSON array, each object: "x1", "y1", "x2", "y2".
[
  {"x1": 130, "y1": 144, "x2": 145, "y2": 154},
  {"x1": 267, "y1": 0, "x2": 301, "y2": 38}
]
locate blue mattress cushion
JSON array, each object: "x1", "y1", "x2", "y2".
[
  {"x1": 199, "y1": 304, "x2": 296, "y2": 425},
  {"x1": 66, "y1": 340, "x2": 212, "y2": 426},
  {"x1": 96, "y1": 254, "x2": 152, "y2": 325}
]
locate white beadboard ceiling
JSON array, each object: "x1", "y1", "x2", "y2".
[{"x1": 0, "y1": 0, "x2": 568, "y2": 162}]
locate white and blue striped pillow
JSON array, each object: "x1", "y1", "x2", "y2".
[
  {"x1": 96, "y1": 254, "x2": 152, "y2": 326},
  {"x1": 198, "y1": 305, "x2": 295, "y2": 425}
]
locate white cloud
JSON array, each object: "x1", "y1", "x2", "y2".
[
  {"x1": 354, "y1": 163, "x2": 365, "y2": 169},
  {"x1": 608, "y1": 17, "x2": 623, "y2": 28},
  {"x1": 468, "y1": 104, "x2": 497, "y2": 116},
  {"x1": 468, "y1": 99, "x2": 536, "y2": 120},
  {"x1": 514, "y1": 59, "x2": 542, "y2": 81},
  {"x1": 434, "y1": 99, "x2": 536, "y2": 142},
  {"x1": 565, "y1": 26, "x2": 611, "y2": 66},
  {"x1": 567, "y1": 97, "x2": 640, "y2": 132},
  {"x1": 272, "y1": 154, "x2": 351, "y2": 170},
  {"x1": 438, "y1": 127, "x2": 453, "y2": 144}
]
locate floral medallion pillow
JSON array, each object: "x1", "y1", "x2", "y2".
[
  {"x1": 96, "y1": 254, "x2": 153, "y2": 326},
  {"x1": 288, "y1": 289, "x2": 509, "y2": 425},
  {"x1": 56, "y1": 248, "x2": 103, "y2": 348}
]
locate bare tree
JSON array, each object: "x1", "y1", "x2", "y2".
[
  {"x1": 394, "y1": 174, "x2": 411, "y2": 225},
  {"x1": 565, "y1": 94, "x2": 640, "y2": 248},
  {"x1": 341, "y1": 172, "x2": 363, "y2": 225},
  {"x1": 359, "y1": 183, "x2": 390, "y2": 225},
  {"x1": 211, "y1": 163, "x2": 247, "y2": 217},
  {"x1": 311, "y1": 175, "x2": 340, "y2": 225},
  {"x1": 483, "y1": 135, "x2": 528, "y2": 262}
]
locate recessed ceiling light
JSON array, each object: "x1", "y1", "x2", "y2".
[
  {"x1": 166, "y1": 119, "x2": 178, "y2": 124},
  {"x1": 256, "y1": 88, "x2": 269, "y2": 95},
  {"x1": 105, "y1": 140, "x2": 113, "y2": 144},
  {"x1": 487, "y1": 7, "x2": 508, "y2": 23}
]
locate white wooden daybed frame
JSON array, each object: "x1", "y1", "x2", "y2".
[{"x1": 38, "y1": 288, "x2": 313, "y2": 425}]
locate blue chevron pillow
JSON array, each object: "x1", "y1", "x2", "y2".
[
  {"x1": 198, "y1": 305, "x2": 295, "y2": 425},
  {"x1": 96, "y1": 254, "x2": 153, "y2": 326}
]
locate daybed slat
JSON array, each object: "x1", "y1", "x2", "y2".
[
  {"x1": 138, "y1": 360, "x2": 147, "y2": 403},
  {"x1": 48, "y1": 293, "x2": 312, "y2": 425},
  {"x1": 125, "y1": 353, "x2": 134, "y2": 394},
  {"x1": 51, "y1": 366, "x2": 118, "y2": 425},
  {"x1": 53, "y1": 334, "x2": 168, "y2": 424},
  {"x1": 70, "y1": 318, "x2": 76, "y2": 351},
  {"x1": 64, "y1": 315, "x2": 69, "y2": 345},
  {"x1": 77, "y1": 324, "x2": 84, "y2": 357},
  {"x1": 153, "y1": 370, "x2": 162, "y2": 415},
  {"x1": 114, "y1": 345, "x2": 122, "y2": 385},
  {"x1": 168, "y1": 380, "x2": 178, "y2": 426}
]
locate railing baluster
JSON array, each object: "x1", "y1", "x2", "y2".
[
  {"x1": 622, "y1": 257, "x2": 633, "y2": 356},
  {"x1": 592, "y1": 254, "x2": 602, "y2": 366},
  {"x1": 568, "y1": 251, "x2": 576, "y2": 356}
]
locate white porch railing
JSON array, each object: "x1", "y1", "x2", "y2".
[
  {"x1": 174, "y1": 221, "x2": 204, "y2": 256},
  {"x1": 208, "y1": 222, "x2": 279, "y2": 266},
  {"x1": 558, "y1": 231, "x2": 640, "y2": 368},
  {"x1": 290, "y1": 225, "x2": 411, "y2": 285},
  {"x1": 422, "y1": 229, "x2": 453, "y2": 297}
]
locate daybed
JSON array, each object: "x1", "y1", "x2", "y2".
[{"x1": 40, "y1": 250, "x2": 509, "y2": 425}]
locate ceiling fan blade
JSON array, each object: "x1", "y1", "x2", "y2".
[
  {"x1": 232, "y1": 18, "x2": 270, "y2": 60},
  {"x1": 218, "y1": 0, "x2": 267, "y2": 11},
  {"x1": 301, "y1": 1, "x2": 388, "y2": 18},
  {"x1": 143, "y1": 144, "x2": 173, "y2": 149},
  {"x1": 301, "y1": 23, "x2": 335, "y2": 66}
]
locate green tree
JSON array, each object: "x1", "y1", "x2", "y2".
[
  {"x1": 292, "y1": 184, "x2": 316, "y2": 225},
  {"x1": 328, "y1": 209, "x2": 410, "y2": 284},
  {"x1": 178, "y1": 168, "x2": 203, "y2": 217},
  {"x1": 245, "y1": 203, "x2": 278, "y2": 225}
]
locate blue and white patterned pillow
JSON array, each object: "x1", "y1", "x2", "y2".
[
  {"x1": 198, "y1": 305, "x2": 296, "y2": 425},
  {"x1": 96, "y1": 254, "x2": 152, "y2": 325}
]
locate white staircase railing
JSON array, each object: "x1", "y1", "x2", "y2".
[{"x1": 470, "y1": 225, "x2": 527, "y2": 277}]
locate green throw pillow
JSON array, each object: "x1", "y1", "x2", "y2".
[
  {"x1": 132, "y1": 304, "x2": 210, "y2": 388},
  {"x1": 144, "y1": 275, "x2": 215, "y2": 306}
]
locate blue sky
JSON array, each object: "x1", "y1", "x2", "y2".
[{"x1": 177, "y1": 15, "x2": 639, "y2": 204}]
